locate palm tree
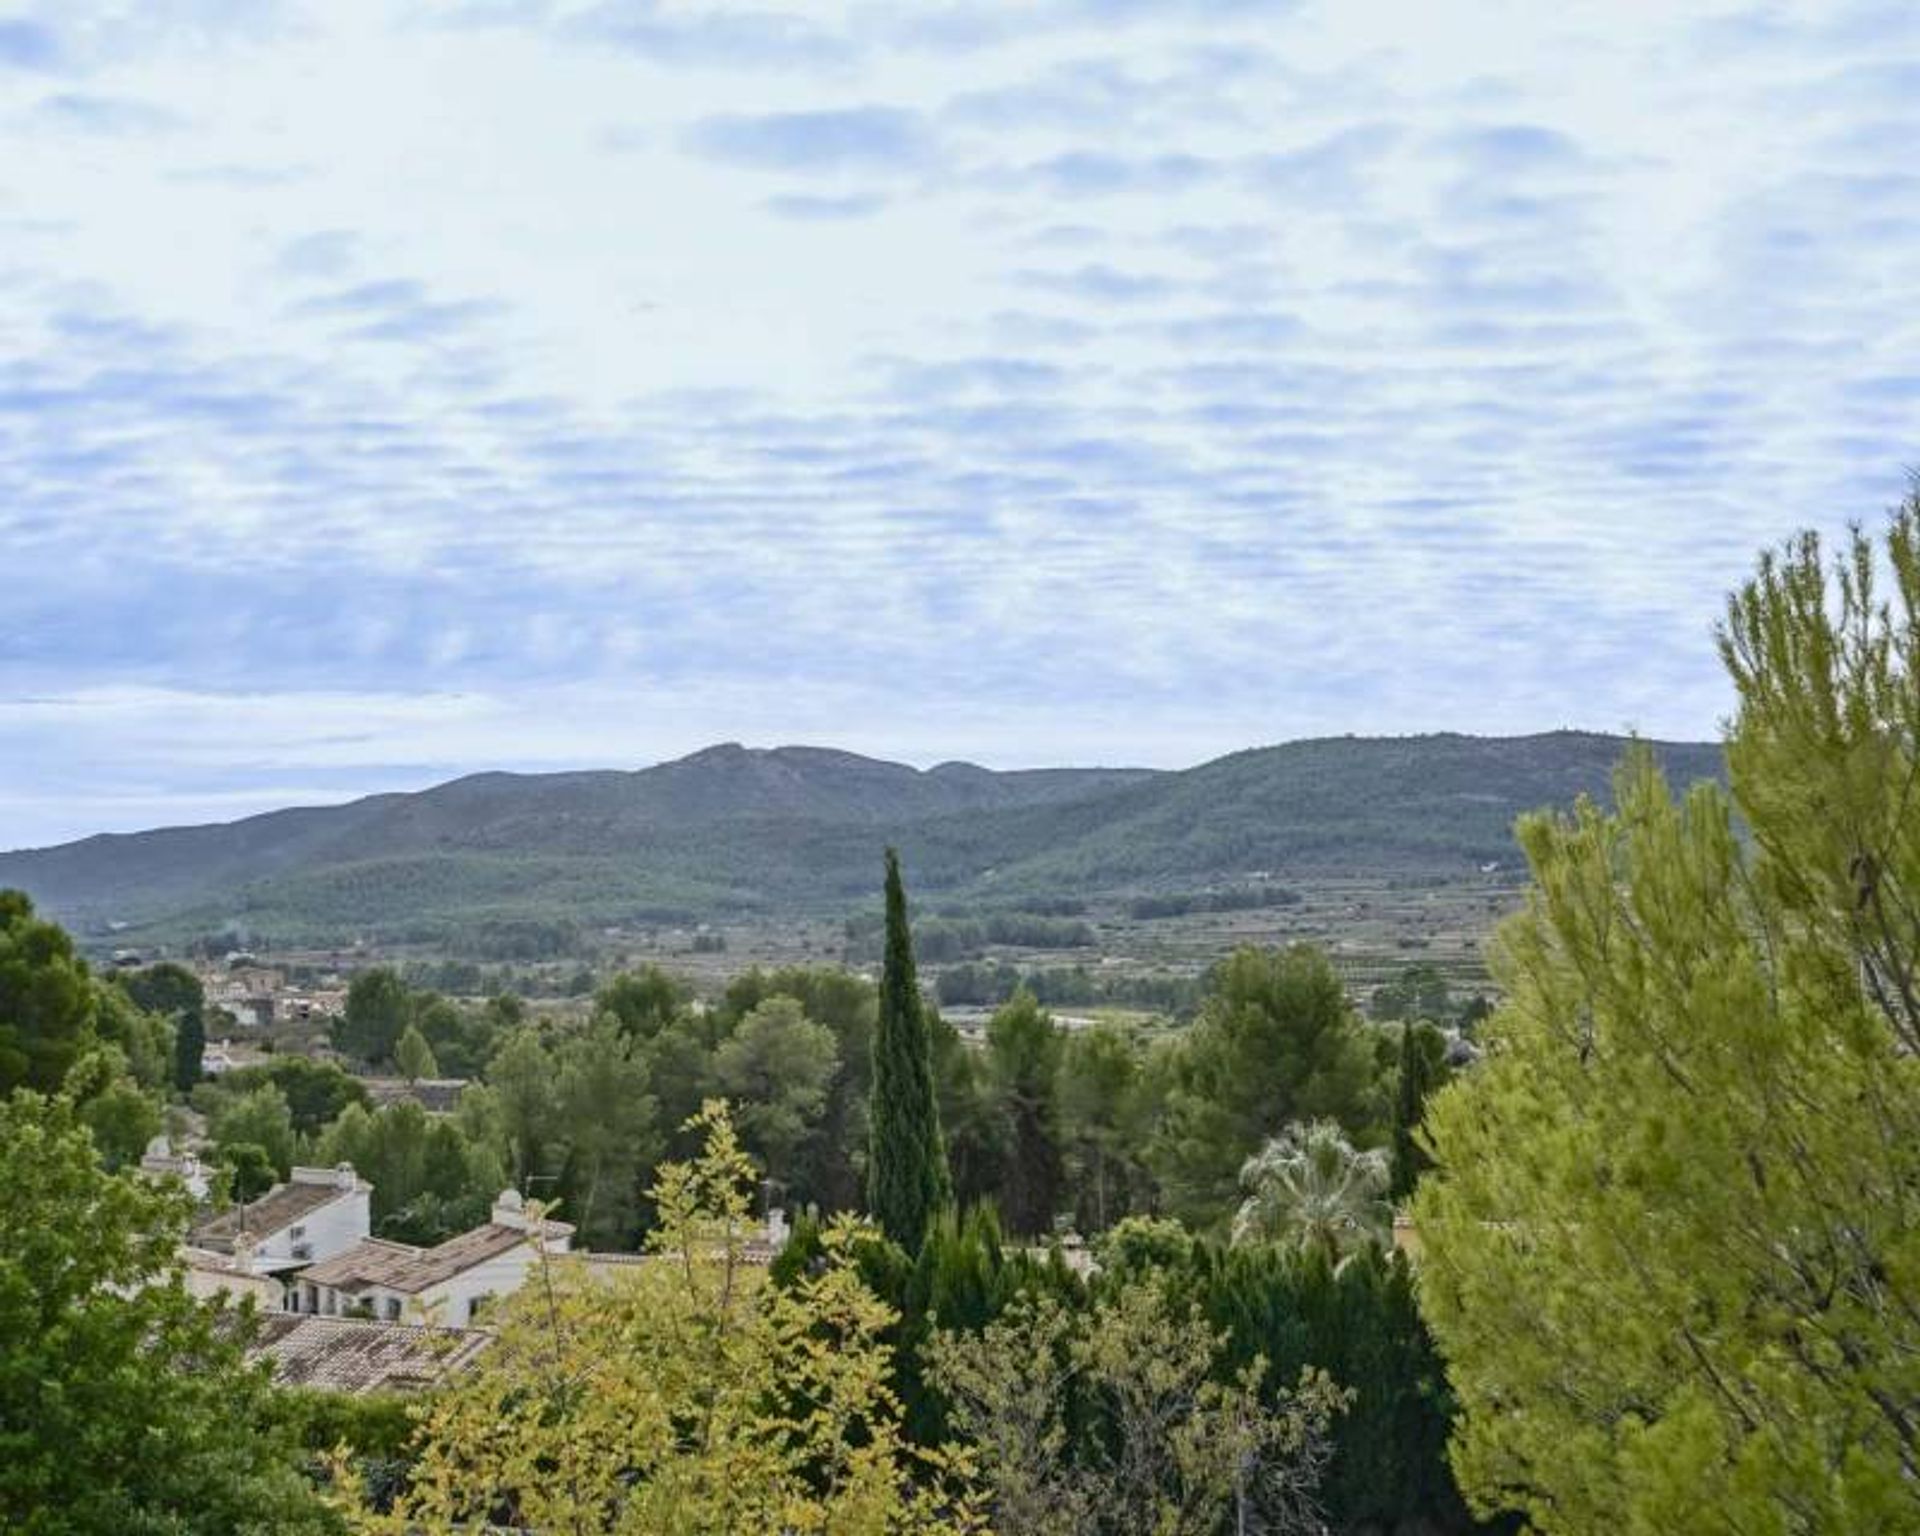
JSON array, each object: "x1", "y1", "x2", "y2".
[{"x1": 1231, "y1": 1120, "x2": 1391, "y2": 1260}]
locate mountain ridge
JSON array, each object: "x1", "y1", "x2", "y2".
[{"x1": 0, "y1": 732, "x2": 1724, "y2": 946}]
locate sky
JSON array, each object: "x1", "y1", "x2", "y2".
[{"x1": 2, "y1": 0, "x2": 1917, "y2": 848}]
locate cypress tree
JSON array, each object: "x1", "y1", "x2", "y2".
[
  {"x1": 172, "y1": 1004, "x2": 206, "y2": 1092},
  {"x1": 867, "y1": 848, "x2": 951, "y2": 1251},
  {"x1": 1388, "y1": 1020, "x2": 1432, "y2": 1200}
]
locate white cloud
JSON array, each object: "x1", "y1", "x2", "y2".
[{"x1": 1, "y1": 0, "x2": 1912, "y2": 843}]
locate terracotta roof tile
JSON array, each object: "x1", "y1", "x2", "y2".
[
  {"x1": 190, "y1": 1179, "x2": 356, "y2": 1252},
  {"x1": 300, "y1": 1221, "x2": 571, "y2": 1295},
  {"x1": 251, "y1": 1314, "x2": 492, "y2": 1394}
]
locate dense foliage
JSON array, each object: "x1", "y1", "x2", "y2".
[
  {"x1": 0, "y1": 891, "x2": 96, "y2": 1093},
  {"x1": 340, "y1": 1104, "x2": 982, "y2": 1535},
  {"x1": 1152, "y1": 947, "x2": 1382, "y2": 1227},
  {"x1": 0, "y1": 858, "x2": 1479, "y2": 1532},
  {"x1": 0, "y1": 1093, "x2": 330, "y2": 1535},
  {"x1": 1416, "y1": 507, "x2": 1920, "y2": 1532}
]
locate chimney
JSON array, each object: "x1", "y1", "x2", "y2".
[{"x1": 491, "y1": 1188, "x2": 528, "y2": 1231}]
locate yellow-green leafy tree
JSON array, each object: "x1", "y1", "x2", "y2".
[
  {"x1": 340, "y1": 1100, "x2": 981, "y2": 1535},
  {"x1": 1414, "y1": 502, "x2": 1920, "y2": 1532},
  {"x1": 928, "y1": 1283, "x2": 1348, "y2": 1536}
]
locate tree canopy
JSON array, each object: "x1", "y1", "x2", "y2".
[
  {"x1": 342, "y1": 1103, "x2": 980, "y2": 1535},
  {"x1": 0, "y1": 1092, "x2": 328, "y2": 1534},
  {"x1": 335, "y1": 966, "x2": 413, "y2": 1066},
  {"x1": 1415, "y1": 506, "x2": 1920, "y2": 1533},
  {"x1": 1151, "y1": 946, "x2": 1380, "y2": 1227},
  {"x1": 0, "y1": 891, "x2": 96, "y2": 1095}
]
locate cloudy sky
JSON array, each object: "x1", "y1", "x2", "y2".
[{"x1": 2, "y1": 0, "x2": 1916, "y2": 847}]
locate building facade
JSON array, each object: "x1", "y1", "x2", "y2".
[{"x1": 289, "y1": 1190, "x2": 573, "y2": 1327}]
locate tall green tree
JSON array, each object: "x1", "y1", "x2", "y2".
[
  {"x1": 486, "y1": 1026, "x2": 558, "y2": 1187},
  {"x1": 89, "y1": 986, "x2": 172, "y2": 1094},
  {"x1": 66, "y1": 1048, "x2": 163, "y2": 1171},
  {"x1": 633, "y1": 1005, "x2": 731, "y2": 1167},
  {"x1": 1415, "y1": 507, "x2": 1920, "y2": 1534},
  {"x1": 337, "y1": 966, "x2": 412, "y2": 1066},
  {"x1": 554, "y1": 1016, "x2": 658, "y2": 1251},
  {"x1": 1151, "y1": 946, "x2": 1381, "y2": 1227},
  {"x1": 867, "y1": 849, "x2": 952, "y2": 1253},
  {"x1": 117, "y1": 963, "x2": 206, "y2": 1092},
  {"x1": 219, "y1": 1142, "x2": 279, "y2": 1204},
  {"x1": 206, "y1": 1082, "x2": 297, "y2": 1180},
  {"x1": 171, "y1": 1003, "x2": 206, "y2": 1092},
  {"x1": 217, "y1": 1056, "x2": 368, "y2": 1138},
  {"x1": 316, "y1": 1098, "x2": 507, "y2": 1244},
  {"x1": 719, "y1": 966, "x2": 877, "y2": 1210},
  {"x1": 926, "y1": 1008, "x2": 1008, "y2": 1214},
  {"x1": 411, "y1": 992, "x2": 504, "y2": 1079},
  {"x1": 1387, "y1": 1020, "x2": 1446, "y2": 1201},
  {"x1": 985, "y1": 989, "x2": 1064, "y2": 1236},
  {"x1": 118, "y1": 961, "x2": 203, "y2": 1022},
  {"x1": 0, "y1": 891, "x2": 94, "y2": 1095},
  {"x1": 0, "y1": 1092, "x2": 330, "y2": 1533},
  {"x1": 594, "y1": 966, "x2": 687, "y2": 1042},
  {"x1": 713, "y1": 995, "x2": 838, "y2": 1194},
  {"x1": 1059, "y1": 1023, "x2": 1153, "y2": 1232}
]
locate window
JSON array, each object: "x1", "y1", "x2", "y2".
[{"x1": 384, "y1": 1297, "x2": 400, "y2": 1321}]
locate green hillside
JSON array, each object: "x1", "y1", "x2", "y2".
[{"x1": 0, "y1": 733, "x2": 1723, "y2": 947}]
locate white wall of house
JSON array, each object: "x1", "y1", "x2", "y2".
[
  {"x1": 247, "y1": 1167, "x2": 370, "y2": 1274},
  {"x1": 411, "y1": 1244, "x2": 548, "y2": 1326},
  {"x1": 295, "y1": 1195, "x2": 572, "y2": 1325},
  {"x1": 299, "y1": 1244, "x2": 564, "y2": 1325}
]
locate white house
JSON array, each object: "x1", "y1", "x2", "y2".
[
  {"x1": 288, "y1": 1190, "x2": 573, "y2": 1327},
  {"x1": 190, "y1": 1164, "x2": 372, "y2": 1276}
]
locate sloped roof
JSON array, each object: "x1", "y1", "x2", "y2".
[
  {"x1": 190, "y1": 1178, "x2": 358, "y2": 1253},
  {"x1": 296, "y1": 1237, "x2": 424, "y2": 1290},
  {"x1": 251, "y1": 1314, "x2": 492, "y2": 1394},
  {"x1": 300, "y1": 1220, "x2": 571, "y2": 1295}
]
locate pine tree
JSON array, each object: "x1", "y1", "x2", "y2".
[
  {"x1": 1414, "y1": 503, "x2": 1920, "y2": 1533},
  {"x1": 867, "y1": 848, "x2": 951, "y2": 1252},
  {"x1": 986, "y1": 989, "x2": 1064, "y2": 1236}
]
